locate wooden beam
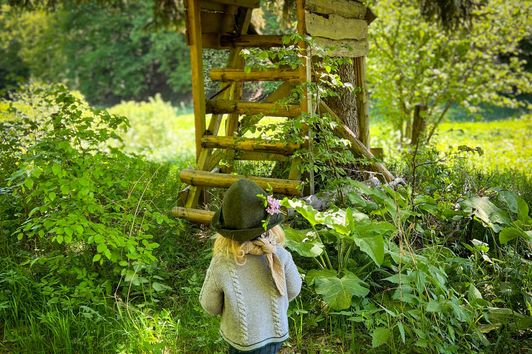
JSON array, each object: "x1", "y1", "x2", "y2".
[
  {"x1": 186, "y1": 0, "x2": 206, "y2": 163},
  {"x1": 210, "y1": 68, "x2": 300, "y2": 82},
  {"x1": 179, "y1": 169, "x2": 304, "y2": 196},
  {"x1": 320, "y1": 102, "x2": 394, "y2": 182},
  {"x1": 234, "y1": 151, "x2": 290, "y2": 162},
  {"x1": 313, "y1": 37, "x2": 369, "y2": 57},
  {"x1": 305, "y1": 0, "x2": 367, "y2": 19},
  {"x1": 203, "y1": 34, "x2": 289, "y2": 49},
  {"x1": 354, "y1": 56, "x2": 369, "y2": 147},
  {"x1": 172, "y1": 207, "x2": 215, "y2": 224},
  {"x1": 206, "y1": 100, "x2": 301, "y2": 117},
  {"x1": 306, "y1": 12, "x2": 368, "y2": 40},
  {"x1": 201, "y1": 136, "x2": 300, "y2": 155},
  {"x1": 207, "y1": 0, "x2": 260, "y2": 8}
]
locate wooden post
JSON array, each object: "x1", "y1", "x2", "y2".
[
  {"x1": 354, "y1": 56, "x2": 369, "y2": 148},
  {"x1": 288, "y1": 0, "x2": 308, "y2": 182},
  {"x1": 186, "y1": 0, "x2": 206, "y2": 163}
]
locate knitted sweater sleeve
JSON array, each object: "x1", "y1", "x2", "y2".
[
  {"x1": 199, "y1": 256, "x2": 224, "y2": 315},
  {"x1": 284, "y1": 250, "x2": 302, "y2": 302}
]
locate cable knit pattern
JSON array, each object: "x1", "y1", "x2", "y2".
[
  {"x1": 270, "y1": 282, "x2": 283, "y2": 337},
  {"x1": 199, "y1": 245, "x2": 302, "y2": 351},
  {"x1": 229, "y1": 263, "x2": 248, "y2": 344}
]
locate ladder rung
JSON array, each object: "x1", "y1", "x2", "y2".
[
  {"x1": 206, "y1": 99, "x2": 301, "y2": 117},
  {"x1": 201, "y1": 136, "x2": 300, "y2": 155},
  {"x1": 203, "y1": 34, "x2": 287, "y2": 49},
  {"x1": 179, "y1": 169, "x2": 303, "y2": 196},
  {"x1": 210, "y1": 68, "x2": 300, "y2": 82},
  {"x1": 234, "y1": 151, "x2": 289, "y2": 162},
  {"x1": 171, "y1": 207, "x2": 214, "y2": 224}
]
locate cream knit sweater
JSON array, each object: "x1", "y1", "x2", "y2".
[{"x1": 199, "y1": 245, "x2": 302, "y2": 351}]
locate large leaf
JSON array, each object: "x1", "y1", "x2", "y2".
[
  {"x1": 281, "y1": 198, "x2": 326, "y2": 227},
  {"x1": 461, "y1": 196, "x2": 511, "y2": 232},
  {"x1": 497, "y1": 191, "x2": 529, "y2": 221},
  {"x1": 350, "y1": 220, "x2": 394, "y2": 265},
  {"x1": 284, "y1": 227, "x2": 324, "y2": 258},
  {"x1": 310, "y1": 270, "x2": 369, "y2": 310},
  {"x1": 499, "y1": 227, "x2": 528, "y2": 244}
]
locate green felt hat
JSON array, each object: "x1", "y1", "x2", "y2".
[{"x1": 212, "y1": 179, "x2": 283, "y2": 242}]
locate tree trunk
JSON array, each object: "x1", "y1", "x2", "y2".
[{"x1": 324, "y1": 62, "x2": 358, "y2": 134}]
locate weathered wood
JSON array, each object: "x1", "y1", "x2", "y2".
[
  {"x1": 306, "y1": 0, "x2": 367, "y2": 19},
  {"x1": 210, "y1": 68, "x2": 300, "y2": 82},
  {"x1": 320, "y1": 102, "x2": 394, "y2": 182},
  {"x1": 354, "y1": 56, "x2": 369, "y2": 147},
  {"x1": 179, "y1": 169, "x2": 304, "y2": 196},
  {"x1": 186, "y1": 0, "x2": 206, "y2": 162},
  {"x1": 306, "y1": 12, "x2": 367, "y2": 40},
  {"x1": 201, "y1": 136, "x2": 300, "y2": 155},
  {"x1": 172, "y1": 207, "x2": 215, "y2": 224},
  {"x1": 208, "y1": 0, "x2": 260, "y2": 8},
  {"x1": 202, "y1": 34, "x2": 286, "y2": 49},
  {"x1": 200, "y1": 11, "x2": 224, "y2": 34},
  {"x1": 206, "y1": 99, "x2": 301, "y2": 117},
  {"x1": 234, "y1": 151, "x2": 290, "y2": 162},
  {"x1": 223, "y1": 35, "x2": 285, "y2": 47},
  {"x1": 313, "y1": 37, "x2": 369, "y2": 57}
]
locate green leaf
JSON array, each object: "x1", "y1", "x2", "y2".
[
  {"x1": 97, "y1": 243, "x2": 107, "y2": 253},
  {"x1": 51, "y1": 163, "x2": 61, "y2": 176},
  {"x1": 152, "y1": 282, "x2": 172, "y2": 292},
  {"x1": 371, "y1": 327, "x2": 391, "y2": 348},
  {"x1": 468, "y1": 284, "x2": 483, "y2": 302},
  {"x1": 312, "y1": 270, "x2": 369, "y2": 310},
  {"x1": 461, "y1": 196, "x2": 511, "y2": 232},
  {"x1": 426, "y1": 300, "x2": 442, "y2": 313},
  {"x1": 24, "y1": 178, "x2": 34, "y2": 189},
  {"x1": 284, "y1": 227, "x2": 324, "y2": 258},
  {"x1": 92, "y1": 254, "x2": 102, "y2": 262},
  {"x1": 499, "y1": 227, "x2": 526, "y2": 244},
  {"x1": 48, "y1": 192, "x2": 56, "y2": 201},
  {"x1": 350, "y1": 220, "x2": 392, "y2": 265}
]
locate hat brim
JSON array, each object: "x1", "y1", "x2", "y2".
[{"x1": 212, "y1": 210, "x2": 284, "y2": 242}]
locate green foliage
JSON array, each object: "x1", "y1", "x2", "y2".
[
  {"x1": 108, "y1": 95, "x2": 196, "y2": 161},
  {"x1": 0, "y1": 2, "x2": 191, "y2": 105},
  {"x1": 282, "y1": 176, "x2": 531, "y2": 352},
  {"x1": 1, "y1": 83, "x2": 181, "y2": 301},
  {"x1": 368, "y1": 0, "x2": 531, "y2": 143}
]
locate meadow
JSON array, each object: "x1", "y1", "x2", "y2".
[{"x1": 1, "y1": 89, "x2": 530, "y2": 353}]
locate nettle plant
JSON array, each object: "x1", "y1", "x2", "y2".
[{"x1": 5, "y1": 84, "x2": 176, "y2": 301}]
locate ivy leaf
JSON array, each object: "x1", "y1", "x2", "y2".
[{"x1": 311, "y1": 270, "x2": 369, "y2": 310}]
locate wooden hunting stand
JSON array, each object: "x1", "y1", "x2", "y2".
[{"x1": 173, "y1": 0, "x2": 393, "y2": 224}]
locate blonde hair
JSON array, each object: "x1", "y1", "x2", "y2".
[{"x1": 213, "y1": 225, "x2": 285, "y2": 265}]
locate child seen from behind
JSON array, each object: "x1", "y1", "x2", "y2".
[{"x1": 200, "y1": 179, "x2": 302, "y2": 353}]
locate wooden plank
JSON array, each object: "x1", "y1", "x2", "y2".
[
  {"x1": 172, "y1": 207, "x2": 215, "y2": 224},
  {"x1": 234, "y1": 151, "x2": 290, "y2": 162},
  {"x1": 206, "y1": 100, "x2": 301, "y2": 117},
  {"x1": 210, "y1": 68, "x2": 300, "y2": 82},
  {"x1": 179, "y1": 169, "x2": 304, "y2": 196},
  {"x1": 186, "y1": 0, "x2": 206, "y2": 163},
  {"x1": 354, "y1": 56, "x2": 369, "y2": 146},
  {"x1": 208, "y1": 0, "x2": 260, "y2": 8},
  {"x1": 203, "y1": 34, "x2": 289, "y2": 49},
  {"x1": 313, "y1": 37, "x2": 368, "y2": 57},
  {"x1": 306, "y1": 0, "x2": 367, "y2": 19},
  {"x1": 306, "y1": 12, "x2": 367, "y2": 40},
  {"x1": 200, "y1": 11, "x2": 224, "y2": 34},
  {"x1": 201, "y1": 136, "x2": 300, "y2": 155},
  {"x1": 320, "y1": 102, "x2": 394, "y2": 182}
]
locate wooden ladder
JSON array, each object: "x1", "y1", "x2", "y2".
[{"x1": 173, "y1": 0, "x2": 309, "y2": 224}]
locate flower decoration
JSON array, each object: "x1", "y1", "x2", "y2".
[{"x1": 266, "y1": 195, "x2": 281, "y2": 215}]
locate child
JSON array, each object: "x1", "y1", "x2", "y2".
[{"x1": 200, "y1": 179, "x2": 302, "y2": 353}]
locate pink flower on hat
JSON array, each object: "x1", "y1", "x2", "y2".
[{"x1": 265, "y1": 195, "x2": 281, "y2": 215}]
